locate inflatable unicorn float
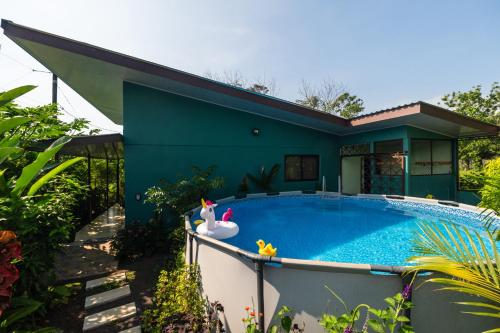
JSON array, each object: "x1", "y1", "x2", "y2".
[{"x1": 195, "y1": 199, "x2": 239, "y2": 240}]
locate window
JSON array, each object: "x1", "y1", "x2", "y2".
[
  {"x1": 285, "y1": 155, "x2": 319, "y2": 181},
  {"x1": 374, "y1": 140, "x2": 404, "y2": 176},
  {"x1": 411, "y1": 139, "x2": 452, "y2": 175},
  {"x1": 375, "y1": 140, "x2": 403, "y2": 154}
]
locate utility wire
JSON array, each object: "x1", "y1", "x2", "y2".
[
  {"x1": 58, "y1": 85, "x2": 121, "y2": 133},
  {"x1": 0, "y1": 45, "x2": 50, "y2": 73},
  {"x1": 1, "y1": 46, "x2": 121, "y2": 134},
  {"x1": 58, "y1": 105, "x2": 121, "y2": 133},
  {"x1": 2, "y1": 70, "x2": 35, "y2": 87}
]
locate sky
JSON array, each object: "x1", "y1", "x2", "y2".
[{"x1": 0, "y1": 0, "x2": 499, "y2": 133}]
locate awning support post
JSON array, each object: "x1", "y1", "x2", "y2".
[
  {"x1": 87, "y1": 154, "x2": 92, "y2": 221},
  {"x1": 106, "y1": 157, "x2": 109, "y2": 211},
  {"x1": 254, "y1": 260, "x2": 265, "y2": 330},
  {"x1": 116, "y1": 159, "x2": 120, "y2": 204}
]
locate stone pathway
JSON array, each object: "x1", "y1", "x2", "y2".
[
  {"x1": 76, "y1": 205, "x2": 125, "y2": 243},
  {"x1": 86, "y1": 272, "x2": 127, "y2": 291},
  {"x1": 83, "y1": 273, "x2": 141, "y2": 332},
  {"x1": 55, "y1": 205, "x2": 125, "y2": 282},
  {"x1": 85, "y1": 285, "x2": 131, "y2": 309},
  {"x1": 54, "y1": 205, "x2": 143, "y2": 331}
]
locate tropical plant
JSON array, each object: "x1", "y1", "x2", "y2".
[
  {"x1": 0, "y1": 86, "x2": 84, "y2": 304},
  {"x1": 407, "y1": 222, "x2": 499, "y2": 332},
  {"x1": 0, "y1": 231, "x2": 57, "y2": 333},
  {"x1": 0, "y1": 296, "x2": 55, "y2": 333},
  {"x1": 1, "y1": 84, "x2": 116, "y2": 226},
  {"x1": 238, "y1": 175, "x2": 250, "y2": 194},
  {"x1": 143, "y1": 264, "x2": 223, "y2": 333},
  {"x1": 320, "y1": 286, "x2": 414, "y2": 333},
  {"x1": 247, "y1": 164, "x2": 280, "y2": 192},
  {"x1": 479, "y1": 158, "x2": 500, "y2": 214},
  {"x1": 145, "y1": 165, "x2": 224, "y2": 219},
  {"x1": 0, "y1": 230, "x2": 22, "y2": 317}
]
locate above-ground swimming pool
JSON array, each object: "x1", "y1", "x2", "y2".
[{"x1": 193, "y1": 194, "x2": 495, "y2": 266}]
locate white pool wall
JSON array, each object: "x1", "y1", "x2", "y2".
[{"x1": 185, "y1": 191, "x2": 497, "y2": 333}]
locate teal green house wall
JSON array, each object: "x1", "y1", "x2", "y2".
[
  {"x1": 339, "y1": 126, "x2": 458, "y2": 200},
  {"x1": 123, "y1": 82, "x2": 340, "y2": 223},
  {"x1": 123, "y1": 82, "x2": 461, "y2": 223}
]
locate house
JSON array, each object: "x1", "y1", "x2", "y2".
[{"x1": 2, "y1": 20, "x2": 498, "y2": 224}]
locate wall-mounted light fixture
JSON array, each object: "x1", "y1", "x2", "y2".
[
  {"x1": 252, "y1": 128, "x2": 260, "y2": 136},
  {"x1": 135, "y1": 193, "x2": 142, "y2": 201}
]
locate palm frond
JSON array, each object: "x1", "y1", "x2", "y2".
[{"x1": 406, "y1": 222, "x2": 500, "y2": 324}]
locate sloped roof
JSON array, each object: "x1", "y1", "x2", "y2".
[{"x1": 2, "y1": 19, "x2": 498, "y2": 138}]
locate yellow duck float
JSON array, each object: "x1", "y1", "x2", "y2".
[{"x1": 256, "y1": 239, "x2": 277, "y2": 257}]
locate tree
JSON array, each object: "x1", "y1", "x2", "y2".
[
  {"x1": 296, "y1": 79, "x2": 365, "y2": 118},
  {"x1": 204, "y1": 70, "x2": 277, "y2": 96},
  {"x1": 204, "y1": 71, "x2": 364, "y2": 118},
  {"x1": 439, "y1": 82, "x2": 500, "y2": 170}
]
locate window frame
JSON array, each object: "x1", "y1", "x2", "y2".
[
  {"x1": 284, "y1": 154, "x2": 320, "y2": 182},
  {"x1": 410, "y1": 139, "x2": 453, "y2": 176}
]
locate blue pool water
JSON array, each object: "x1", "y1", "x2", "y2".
[{"x1": 193, "y1": 195, "x2": 496, "y2": 266}]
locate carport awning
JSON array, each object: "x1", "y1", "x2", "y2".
[{"x1": 32, "y1": 133, "x2": 123, "y2": 159}]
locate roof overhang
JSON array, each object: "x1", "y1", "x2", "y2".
[
  {"x1": 1, "y1": 19, "x2": 348, "y2": 134},
  {"x1": 346, "y1": 102, "x2": 499, "y2": 138},
  {"x1": 2, "y1": 19, "x2": 498, "y2": 138},
  {"x1": 31, "y1": 133, "x2": 123, "y2": 159}
]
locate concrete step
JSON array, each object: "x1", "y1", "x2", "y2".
[
  {"x1": 83, "y1": 302, "x2": 136, "y2": 331},
  {"x1": 119, "y1": 326, "x2": 142, "y2": 333},
  {"x1": 86, "y1": 272, "x2": 127, "y2": 290},
  {"x1": 84, "y1": 285, "x2": 131, "y2": 309}
]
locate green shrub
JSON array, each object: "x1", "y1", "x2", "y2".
[
  {"x1": 143, "y1": 264, "x2": 223, "y2": 333},
  {"x1": 479, "y1": 157, "x2": 500, "y2": 213},
  {"x1": 145, "y1": 165, "x2": 224, "y2": 219},
  {"x1": 459, "y1": 169, "x2": 485, "y2": 191}
]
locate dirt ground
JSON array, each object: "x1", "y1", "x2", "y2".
[{"x1": 43, "y1": 253, "x2": 167, "y2": 332}]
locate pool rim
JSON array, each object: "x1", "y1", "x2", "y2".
[{"x1": 184, "y1": 191, "x2": 492, "y2": 275}]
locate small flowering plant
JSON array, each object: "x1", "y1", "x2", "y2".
[
  {"x1": 242, "y1": 304, "x2": 303, "y2": 333},
  {"x1": 242, "y1": 305, "x2": 263, "y2": 333},
  {"x1": 320, "y1": 285, "x2": 414, "y2": 333},
  {"x1": 0, "y1": 230, "x2": 22, "y2": 317}
]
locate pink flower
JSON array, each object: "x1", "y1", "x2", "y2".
[{"x1": 0, "y1": 263, "x2": 19, "y2": 297}]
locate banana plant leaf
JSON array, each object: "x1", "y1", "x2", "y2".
[
  {"x1": 28, "y1": 156, "x2": 84, "y2": 196},
  {"x1": 0, "y1": 85, "x2": 36, "y2": 108},
  {"x1": 11, "y1": 136, "x2": 72, "y2": 196},
  {"x1": 0, "y1": 147, "x2": 23, "y2": 165},
  {"x1": 0, "y1": 117, "x2": 30, "y2": 136}
]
